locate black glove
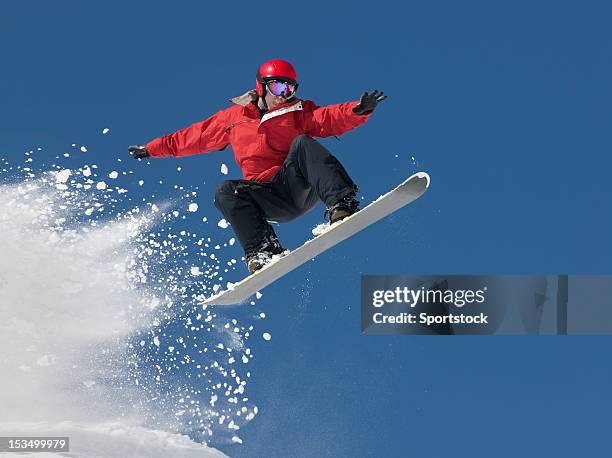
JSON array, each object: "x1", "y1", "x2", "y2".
[
  {"x1": 353, "y1": 90, "x2": 388, "y2": 115},
  {"x1": 128, "y1": 145, "x2": 150, "y2": 160}
]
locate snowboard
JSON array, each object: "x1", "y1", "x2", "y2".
[{"x1": 201, "y1": 172, "x2": 430, "y2": 306}]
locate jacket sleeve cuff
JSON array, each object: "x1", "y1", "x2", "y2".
[{"x1": 146, "y1": 138, "x2": 166, "y2": 158}]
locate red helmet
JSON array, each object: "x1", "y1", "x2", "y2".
[{"x1": 256, "y1": 59, "x2": 298, "y2": 97}]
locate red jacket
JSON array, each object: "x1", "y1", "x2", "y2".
[{"x1": 146, "y1": 90, "x2": 371, "y2": 182}]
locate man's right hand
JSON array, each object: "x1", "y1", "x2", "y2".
[{"x1": 128, "y1": 145, "x2": 150, "y2": 160}]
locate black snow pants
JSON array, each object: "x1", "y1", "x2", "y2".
[{"x1": 214, "y1": 134, "x2": 358, "y2": 257}]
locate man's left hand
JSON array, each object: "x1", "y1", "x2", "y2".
[{"x1": 353, "y1": 90, "x2": 388, "y2": 115}]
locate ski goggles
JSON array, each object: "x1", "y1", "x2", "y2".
[{"x1": 266, "y1": 80, "x2": 297, "y2": 98}]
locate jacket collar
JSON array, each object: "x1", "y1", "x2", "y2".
[
  {"x1": 260, "y1": 101, "x2": 303, "y2": 125},
  {"x1": 229, "y1": 90, "x2": 258, "y2": 107}
]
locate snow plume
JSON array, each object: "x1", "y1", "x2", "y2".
[{"x1": 0, "y1": 152, "x2": 260, "y2": 455}]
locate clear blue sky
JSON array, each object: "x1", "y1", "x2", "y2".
[{"x1": 2, "y1": 1, "x2": 611, "y2": 456}]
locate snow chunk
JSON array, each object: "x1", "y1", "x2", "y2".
[
  {"x1": 96, "y1": 182, "x2": 107, "y2": 190},
  {"x1": 221, "y1": 164, "x2": 228, "y2": 175},
  {"x1": 188, "y1": 203, "x2": 198, "y2": 212},
  {"x1": 108, "y1": 171, "x2": 119, "y2": 179},
  {"x1": 80, "y1": 146, "x2": 88, "y2": 152},
  {"x1": 102, "y1": 128, "x2": 110, "y2": 134},
  {"x1": 262, "y1": 332, "x2": 271, "y2": 341},
  {"x1": 312, "y1": 222, "x2": 330, "y2": 236},
  {"x1": 55, "y1": 169, "x2": 71, "y2": 183},
  {"x1": 190, "y1": 266, "x2": 201, "y2": 276},
  {"x1": 217, "y1": 219, "x2": 229, "y2": 229}
]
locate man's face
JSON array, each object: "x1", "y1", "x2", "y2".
[{"x1": 264, "y1": 91, "x2": 288, "y2": 109}]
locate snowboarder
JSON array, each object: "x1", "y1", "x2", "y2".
[{"x1": 129, "y1": 59, "x2": 386, "y2": 273}]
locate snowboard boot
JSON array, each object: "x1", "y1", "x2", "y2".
[
  {"x1": 245, "y1": 231, "x2": 285, "y2": 274},
  {"x1": 325, "y1": 193, "x2": 360, "y2": 224}
]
